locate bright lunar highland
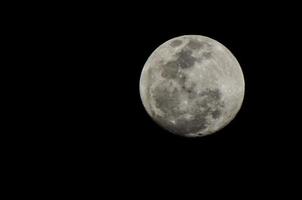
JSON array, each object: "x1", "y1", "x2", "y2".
[{"x1": 140, "y1": 35, "x2": 245, "y2": 137}]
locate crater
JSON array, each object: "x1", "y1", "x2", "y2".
[
  {"x1": 170, "y1": 39, "x2": 183, "y2": 47},
  {"x1": 177, "y1": 72, "x2": 187, "y2": 85}
]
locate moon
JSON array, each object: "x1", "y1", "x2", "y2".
[{"x1": 139, "y1": 35, "x2": 245, "y2": 137}]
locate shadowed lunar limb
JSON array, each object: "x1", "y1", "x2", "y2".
[{"x1": 140, "y1": 35, "x2": 245, "y2": 137}]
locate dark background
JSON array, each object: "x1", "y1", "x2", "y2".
[
  {"x1": 65, "y1": 2, "x2": 300, "y2": 191},
  {"x1": 7, "y1": 1, "x2": 301, "y2": 196}
]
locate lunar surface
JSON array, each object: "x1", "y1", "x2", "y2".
[{"x1": 139, "y1": 35, "x2": 245, "y2": 137}]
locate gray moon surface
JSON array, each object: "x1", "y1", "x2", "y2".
[{"x1": 139, "y1": 35, "x2": 245, "y2": 137}]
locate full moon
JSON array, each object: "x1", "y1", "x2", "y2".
[{"x1": 139, "y1": 35, "x2": 245, "y2": 137}]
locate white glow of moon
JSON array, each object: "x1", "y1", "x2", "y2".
[{"x1": 140, "y1": 35, "x2": 245, "y2": 137}]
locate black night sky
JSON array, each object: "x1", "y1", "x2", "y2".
[
  {"x1": 61, "y1": 2, "x2": 300, "y2": 191},
  {"x1": 13, "y1": 1, "x2": 301, "y2": 196}
]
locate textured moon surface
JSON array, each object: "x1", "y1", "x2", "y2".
[{"x1": 139, "y1": 35, "x2": 245, "y2": 137}]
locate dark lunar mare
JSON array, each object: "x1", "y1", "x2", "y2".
[
  {"x1": 152, "y1": 84, "x2": 224, "y2": 135},
  {"x1": 161, "y1": 38, "x2": 213, "y2": 83},
  {"x1": 170, "y1": 39, "x2": 183, "y2": 47},
  {"x1": 187, "y1": 39, "x2": 205, "y2": 50},
  {"x1": 175, "y1": 50, "x2": 196, "y2": 69}
]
